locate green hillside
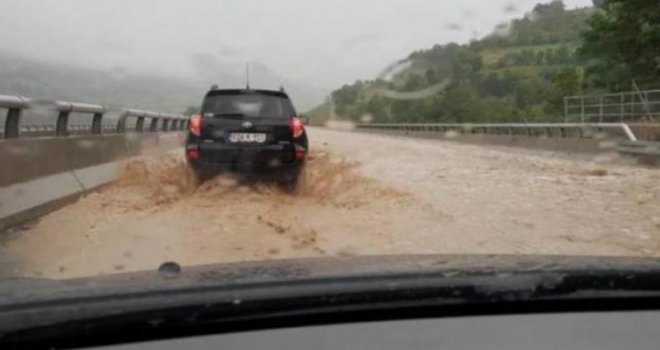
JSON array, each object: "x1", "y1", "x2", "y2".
[
  {"x1": 307, "y1": 99, "x2": 333, "y2": 125},
  {"x1": 318, "y1": 1, "x2": 594, "y2": 124}
]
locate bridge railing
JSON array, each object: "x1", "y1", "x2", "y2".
[
  {"x1": 0, "y1": 94, "x2": 189, "y2": 139},
  {"x1": 355, "y1": 123, "x2": 640, "y2": 141}
]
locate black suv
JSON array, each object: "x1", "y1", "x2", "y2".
[{"x1": 185, "y1": 88, "x2": 308, "y2": 187}]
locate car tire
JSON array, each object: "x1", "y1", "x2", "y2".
[
  {"x1": 190, "y1": 167, "x2": 213, "y2": 184},
  {"x1": 279, "y1": 166, "x2": 302, "y2": 193}
]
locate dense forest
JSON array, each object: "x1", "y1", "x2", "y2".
[{"x1": 310, "y1": 0, "x2": 660, "y2": 124}]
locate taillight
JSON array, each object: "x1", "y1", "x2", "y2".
[
  {"x1": 190, "y1": 114, "x2": 202, "y2": 136},
  {"x1": 294, "y1": 144, "x2": 307, "y2": 161},
  {"x1": 187, "y1": 149, "x2": 199, "y2": 159},
  {"x1": 290, "y1": 117, "x2": 304, "y2": 139}
]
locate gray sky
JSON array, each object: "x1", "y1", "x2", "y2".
[{"x1": 0, "y1": 0, "x2": 592, "y2": 89}]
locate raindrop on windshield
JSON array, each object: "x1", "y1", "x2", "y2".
[{"x1": 158, "y1": 261, "x2": 182, "y2": 279}]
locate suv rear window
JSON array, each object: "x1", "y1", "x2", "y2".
[{"x1": 202, "y1": 93, "x2": 293, "y2": 119}]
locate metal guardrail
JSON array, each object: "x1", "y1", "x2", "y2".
[
  {"x1": 356, "y1": 123, "x2": 639, "y2": 141},
  {"x1": 0, "y1": 94, "x2": 189, "y2": 139}
]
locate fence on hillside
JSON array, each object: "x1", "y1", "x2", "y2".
[{"x1": 564, "y1": 89, "x2": 660, "y2": 123}]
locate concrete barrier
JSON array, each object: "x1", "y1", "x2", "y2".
[
  {"x1": 629, "y1": 124, "x2": 660, "y2": 142},
  {"x1": 0, "y1": 132, "x2": 185, "y2": 231},
  {"x1": 348, "y1": 123, "x2": 660, "y2": 166},
  {"x1": 66, "y1": 135, "x2": 133, "y2": 170},
  {"x1": 0, "y1": 172, "x2": 83, "y2": 231},
  {"x1": 353, "y1": 124, "x2": 626, "y2": 155},
  {"x1": 416, "y1": 133, "x2": 610, "y2": 154},
  {"x1": 618, "y1": 140, "x2": 660, "y2": 166},
  {"x1": 0, "y1": 138, "x2": 75, "y2": 187}
]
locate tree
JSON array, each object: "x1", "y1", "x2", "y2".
[
  {"x1": 544, "y1": 48, "x2": 555, "y2": 64},
  {"x1": 365, "y1": 95, "x2": 388, "y2": 122},
  {"x1": 440, "y1": 83, "x2": 484, "y2": 123},
  {"x1": 579, "y1": 0, "x2": 660, "y2": 90},
  {"x1": 452, "y1": 49, "x2": 483, "y2": 81},
  {"x1": 554, "y1": 46, "x2": 571, "y2": 64},
  {"x1": 404, "y1": 74, "x2": 426, "y2": 90},
  {"x1": 515, "y1": 79, "x2": 553, "y2": 112},
  {"x1": 517, "y1": 49, "x2": 536, "y2": 65},
  {"x1": 425, "y1": 68, "x2": 438, "y2": 84},
  {"x1": 546, "y1": 67, "x2": 581, "y2": 112},
  {"x1": 554, "y1": 68, "x2": 582, "y2": 97},
  {"x1": 480, "y1": 72, "x2": 516, "y2": 98},
  {"x1": 533, "y1": 0, "x2": 566, "y2": 16},
  {"x1": 331, "y1": 81, "x2": 365, "y2": 107},
  {"x1": 536, "y1": 51, "x2": 545, "y2": 65}
]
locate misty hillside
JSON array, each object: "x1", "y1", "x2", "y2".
[
  {"x1": 0, "y1": 51, "x2": 203, "y2": 113},
  {"x1": 0, "y1": 51, "x2": 328, "y2": 114},
  {"x1": 310, "y1": 1, "x2": 594, "y2": 124}
]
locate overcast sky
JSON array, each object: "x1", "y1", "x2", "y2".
[{"x1": 0, "y1": 0, "x2": 592, "y2": 89}]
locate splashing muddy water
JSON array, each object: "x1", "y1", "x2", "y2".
[
  {"x1": 4, "y1": 127, "x2": 659, "y2": 280},
  {"x1": 5, "y1": 147, "x2": 433, "y2": 279},
  {"x1": 114, "y1": 150, "x2": 407, "y2": 210}
]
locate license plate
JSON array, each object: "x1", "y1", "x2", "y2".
[{"x1": 229, "y1": 133, "x2": 266, "y2": 143}]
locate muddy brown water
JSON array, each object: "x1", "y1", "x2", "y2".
[{"x1": 3, "y1": 128, "x2": 660, "y2": 279}]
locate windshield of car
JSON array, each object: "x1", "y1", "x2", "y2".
[
  {"x1": 0, "y1": 0, "x2": 659, "y2": 302},
  {"x1": 202, "y1": 93, "x2": 293, "y2": 119}
]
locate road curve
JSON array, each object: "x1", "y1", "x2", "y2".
[{"x1": 4, "y1": 127, "x2": 660, "y2": 279}]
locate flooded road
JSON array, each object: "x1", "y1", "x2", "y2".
[{"x1": 3, "y1": 128, "x2": 660, "y2": 278}]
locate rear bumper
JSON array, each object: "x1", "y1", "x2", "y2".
[{"x1": 186, "y1": 142, "x2": 305, "y2": 173}]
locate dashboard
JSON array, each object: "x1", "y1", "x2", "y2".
[{"x1": 97, "y1": 311, "x2": 660, "y2": 350}]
